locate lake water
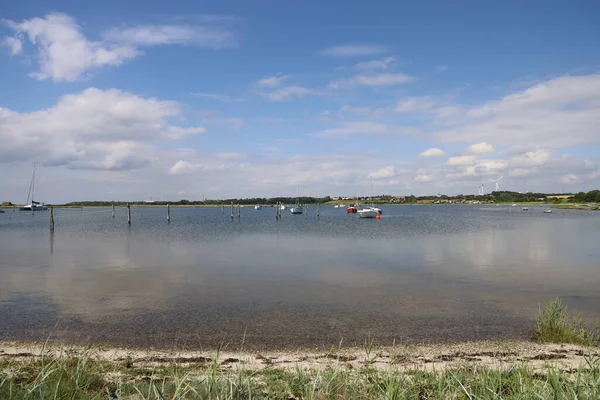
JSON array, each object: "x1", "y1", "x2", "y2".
[{"x1": 0, "y1": 205, "x2": 598, "y2": 350}]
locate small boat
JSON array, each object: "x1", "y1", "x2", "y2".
[
  {"x1": 347, "y1": 206, "x2": 357, "y2": 213},
  {"x1": 512, "y1": 204, "x2": 517, "y2": 207},
  {"x1": 522, "y1": 207, "x2": 529, "y2": 211},
  {"x1": 357, "y1": 207, "x2": 380, "y2": 218},
  {"x1": 290, "y1": 186, "x2": 303, "y2": 214},
  {"x1": 339, "y1": 204, "x2": 347, "y2": 208},
  {"x1": 254, "y1": 205, "x2": 262, "y2": 210},
  {"x1": 333, "y1": 205, "x2": 339, "y2": 208},
  {"x1": 544, "y1": 209, "x2": 552, "y2": 214},
  {"x1": 0, "y1": 210, "x2": 5, "y2": 213},
  {"x1": 357, "y1": 177, "x2": 382, "y2": 218},
  {"x1": 280, "y1": 204, "x2": 286, "y2": 210},
  {"x1": 19, "y1": 165, "x2": 48, "y2": 212}
]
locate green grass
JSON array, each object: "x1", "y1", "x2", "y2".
[
  {"x1": 1, "y1": 348, "x2": 600, "y2": 399},
  {"x1": 532, "y1": 297, "x2": 599, "y2": 346}
]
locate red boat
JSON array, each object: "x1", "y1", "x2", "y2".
[{"x1": 346, "y1": 206, "x2": 357, "y2": 213}]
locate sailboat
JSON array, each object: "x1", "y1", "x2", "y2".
[
  {"x1": 19, "y1": 165, "x2": 48, "y2": 212},
  {"x1": 290, "y1": 185, "x2": 303, "y2": 214},
  {"x1": 357, "y1": 177, "x2": 382, "y2": 218}
]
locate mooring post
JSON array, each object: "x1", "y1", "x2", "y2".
[
  {"x1": 127, "y1": 204, "x2": 131, "y2": 225},
  {"x1": 112, "y1": 204, "x2": 115, "y2": 218},
  {"x1": 237, "y1": 204, "x2": 241, "y2": 218},
  {"x1": 230, "y1": 203, "x2": 234, "y2": 219},
  {"x1": 167, "y1": 204, "x2": 171, "y2": 222},
  {"x1": 317, "y1": 203, "x2": 320, "y2": 218},
  {"x1": 49, "y1": 207, "x2": 54, "y2": 232},
  {"x1": 221, "y1": 204, "x2": 224, "y2": 214}
]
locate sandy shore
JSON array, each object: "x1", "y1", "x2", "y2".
[{"x1": 2, "y1": 340, "x2": 598, "y2": 374}]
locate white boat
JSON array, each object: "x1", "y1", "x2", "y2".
[
  {"x1": 254, "y1": 205, "x2": 262, "y2": 210},
  {"x1": 357, "y1": 177, "x2": 382, "y2": 218},
  {"x1": 19, "y1": 165, "x2": 48, "y2": 212},
  {"x1": 357, "y1": 207, "x2": 380, "y2": 218},
  {"x1": 280, "y1": 204, "x2": 286, "y2": 210},
  {"x1": 339, "y1": 204, "x2": 346, "y2": 208},
  {"x1": 544, "y1": 209, "x2": 552, "y2": 214},
  {"x1": 290, "y1": 185, "x2": 303, "y2": 214},
  {"x1": 333, "y1": 205, "x2": 339, "y2": 208}
]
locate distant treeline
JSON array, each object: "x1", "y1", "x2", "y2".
[{"x1": 55, "y1": 190, "x2": 600, "y2": 207}]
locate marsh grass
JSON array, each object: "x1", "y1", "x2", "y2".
[
  {"x1": 533, "y1": 297, "x2": 599, "y2": 346},
  {"x1": 1, "y1": 347, "x2": 600, "y2": 399}
]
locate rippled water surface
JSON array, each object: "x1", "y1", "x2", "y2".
[{"x1": 1, "y1": 205, "x2": 598, "y2": 349}]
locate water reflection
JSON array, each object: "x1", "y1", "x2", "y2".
[{"x1": 0, "y1": 205, "x2": 598, "y2": 347}]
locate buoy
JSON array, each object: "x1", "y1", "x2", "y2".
[{"x1": 376, "y1": 215, "x2": 381, "y2": 219}]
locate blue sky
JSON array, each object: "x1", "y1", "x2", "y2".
[{"x1": 1, "y1": 0, "x2": 599, "y2": 202}]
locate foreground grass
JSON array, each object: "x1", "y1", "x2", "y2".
[
  {"x1": 1, "y1": 347, "x2": 600, "y2": 399},
  {"x1": 533, "y1": 297, "x2": 599, "y2": 346}
]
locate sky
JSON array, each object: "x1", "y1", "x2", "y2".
[{"x1": 1, "y1": 0, "x2": 599, "y2": 203}]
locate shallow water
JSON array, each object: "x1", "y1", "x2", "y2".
[{"x1": 0, "y1": 205, "x2": 598, "y2": 349}]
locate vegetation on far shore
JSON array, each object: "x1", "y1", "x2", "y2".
[
  {"x1": 2, "y1": 189, "x2": 598, "y2": 209},
  {"x1": 1, "y1": 298, "x2": 598, "y2": 399}
]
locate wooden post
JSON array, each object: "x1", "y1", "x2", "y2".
[
  {"x1": 49, "y1": 207, "x2": 54, "y2": 232},
  {"x1": 221, "y1": 204, "x2": 224, "y2": 214},
  {"x1": 127, "y1": 204, "x2": 131, "y2": 225},
  {"x1": 317, "y1": 203, "x2": 320, "y2": 218},
  {"x1": 167, "y1": 204, "x2": 171, "y2": 222},
  {"x1": 230, "y1": 203, "x2": 234, "y2": 219},
  {"x1": 112, "y1": 204, "x2": 115, "y2": 218},
  {"x1": 237, "y1": 204, "x2": 241, "y2": 218}
]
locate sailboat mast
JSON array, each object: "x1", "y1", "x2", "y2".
[
  {"x1": 31, "y1": 164, "x2": 36, "y2": 204},
  {"x1": 25, "y1": 165, "x2": 35, "y2": 204}
]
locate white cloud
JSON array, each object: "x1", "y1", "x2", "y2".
[
  {"x1": 1, "y1": 36, "x2": 23, "y2": 55},
  {"x1": 169, "y1": 160, "x2": 197, "y2": 175},
  {"x1": 467, "y1": 142, "x2": 495, "y2": 155},
  {"x1": 436, "y1": 65, "x2": 448, "y2": 73},
  {"x1": 257, "y1": 74, "x2": 288, "y2": 87},
  {"x1": 419, "y1": 148, "x2": 446, "y2": 157},
  {"x1": 447, "y1": 155, "x2": 476, "y2": 166},
  {"x1": 415, "y1": 173, "x2": 432, "y2": 182},
  {"x1": 3, "y1": 13, "x2": 237, "y2": 81},
  {"x1": 261, "y1": 86, "x2": 316, "y2": 102},
  {"x1": 102, "y1": 24, "x2": 236, "y2": 48},
  {"x1": 354, "y1": 56, "x2": 396, "y2": 70},
  {"x1": 167, "y1": 126, "x2": 206, "y2": 140},
  {"x1": 0, "y1": 87, "x2": 204, "y2": 170},
  {"x1": 327, "y1": 73, "x2": 414, "y2": 89},
  {"x1": 559, "y1": 173, "x2": 579, "y2": 184},
  {"x1": 436, "y1": 74, "x2": 600, "y2": 148},
  {"x1": 320, "y1": 44, "x2": 389, "y2": 57},
  {"x1": 315, "y1": 121, "x2": 419, "y2": 137},
  {"x1": 320, "y1": 110, "x2": 331, "y2": 116},
  {"x1": 3, "y1": 13, "x2": 139, "y2": 81},
  {"x1": 395, "y1": 97, "x2": 436, "y2": 113},
  {"x1": 509, "y1": 148, "x2": 552, "y2": 168},
  {"x1": 191, "y1": 93, "x2": 244, "y2": 102},
  {"x1": 370, "y1": 166, "x2": 396, "y2": 179}
]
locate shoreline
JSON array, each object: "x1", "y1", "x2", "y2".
[{"x1": 2, "y1": 339, "x2": 597, "y2": 373}]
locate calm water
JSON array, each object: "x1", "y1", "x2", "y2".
[{"x1": 0, "y1": 205, "x2": 599, "y2": 349}]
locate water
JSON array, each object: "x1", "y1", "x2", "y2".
[{"x1": 0, "y1": 205, "x2": 598, "y2": 349}]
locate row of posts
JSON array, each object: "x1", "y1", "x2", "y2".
[{"x1": 48, "y1": 202, "x2": 323, "y2": 231}]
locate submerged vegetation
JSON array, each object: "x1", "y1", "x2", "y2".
[
  {"x1": 1, "y1": 298, "x2": 598, "y2": 399},
  {"x1": 533, "y1": 297, "x2": 599, "y2": 346}
]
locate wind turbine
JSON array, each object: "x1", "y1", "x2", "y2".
[{"x1": 489, "y1": 175, "x2": 504, "y2": 192}]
